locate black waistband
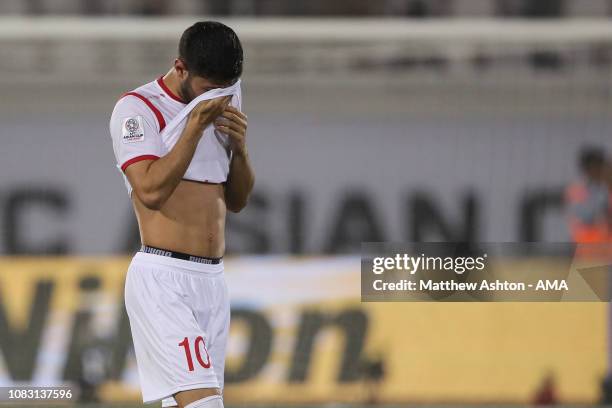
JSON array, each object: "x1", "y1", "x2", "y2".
[{"x1": 140, "y1": 245, "x2": 222, "y2": 265}]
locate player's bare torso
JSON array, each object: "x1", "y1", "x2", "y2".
[
  {"x1": 111, "y1": 75, "x2": 241, "y2": 259},
  {"x1": 133, "y1": 180, "x2": 227, "y2": 258}
]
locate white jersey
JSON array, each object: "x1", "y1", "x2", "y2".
[{"x1": 109, "y1": 76, "x2": 242, "y2": 195}]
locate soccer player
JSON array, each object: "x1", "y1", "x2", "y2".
[{"x1": 108, "y1": 22, "x2": 254, "y2": 408}]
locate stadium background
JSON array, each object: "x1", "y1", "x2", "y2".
[{"x1": 0, "y1": 0, "x2": 610, "y2": 406}]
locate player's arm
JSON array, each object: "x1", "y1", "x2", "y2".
[
  {"x1": 124, "y1": 128, "x2": 201, "y2": 210},
  {"x1": 127, "y1": 96, "x2": 231, "y2": 210},
  {"x1": 216, "y1": 106, "x2": 255, "y2": 213},
  {"x1": 121, "y1": 96, "x2": 231, "y2": 210}
]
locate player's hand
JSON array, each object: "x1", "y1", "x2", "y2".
[
  {"x1": 214, "y1": 106, "x2": 248, "y2": 156},
  {"x1": 186, "y1": 96, "x2": 232, "y2": 133}
]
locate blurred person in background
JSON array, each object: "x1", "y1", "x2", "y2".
[
  {"x1": 362, "y1": 355, "x2": 385, "y2": 405},
  {"x1": 108, "y1": 21, "x2": 254, "y2": 408},
  {"x1": 532, "y1": 372, "x2": 558, "y2": 405},
  {"x1": 565, "y1": 146, "x2": 612, "y2": 244}
]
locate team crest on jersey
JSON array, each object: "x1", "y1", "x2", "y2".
[{"x1": 122, "y1": 116, "x2": 145, "y2": 143}]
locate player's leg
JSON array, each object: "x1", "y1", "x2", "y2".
[{"x1": 178, "y1": 273, "x2": 231, "y2": 408}]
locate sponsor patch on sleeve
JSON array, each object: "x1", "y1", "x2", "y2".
[{"x1": 122, "y1": 116, "x2": 145, "y2": 143}]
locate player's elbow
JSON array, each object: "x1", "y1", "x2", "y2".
[
  {"x1": 226, "y1": 189, "x2": 253, "y2": 212},
  {"x1": 136, "y1": 189, "x2": 166, "y2": 211},
  {"x1": 227, "y1": 198, "x2": 248, "y2": 213},
  {"x1": 226, "y1": 184, "x2": 254, "y2": 213},
  {"x1": 225, "y1": 175, "x2": 254, "y2": 213}
]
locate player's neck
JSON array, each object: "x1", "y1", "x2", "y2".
[{"x1": 161, "y1": 69, "x2": 185, "y2": 102}]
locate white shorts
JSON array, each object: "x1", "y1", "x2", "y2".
[{"x1": 124, "y1": 251, "x2": 230, "y2": 406}]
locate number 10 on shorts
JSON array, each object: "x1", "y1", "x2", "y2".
[{"x1": 178, "y1": 336, "x2": 211, "y2": 371}]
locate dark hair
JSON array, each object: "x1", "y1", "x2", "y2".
[
  {"x1": 579, "y1": 146, "x2": 606, "y2": 172},
  {"x1": 178, "y1": 21, "x2": 243, "y2": 82}
]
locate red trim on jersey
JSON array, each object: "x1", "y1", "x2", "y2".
[
  {"x1": 121, "y1": 155, "x2": 160, "y2": 172},
  {"x1": 157, "y1": 76, "x2": 186, "y2": 104},
  {"x1": 122, "y1": 92, "x2": 167, "y2": 132}
]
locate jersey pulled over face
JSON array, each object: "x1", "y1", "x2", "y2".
[{"x1": 108, "y1": 76, "x2": 242, "y2": 196}]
